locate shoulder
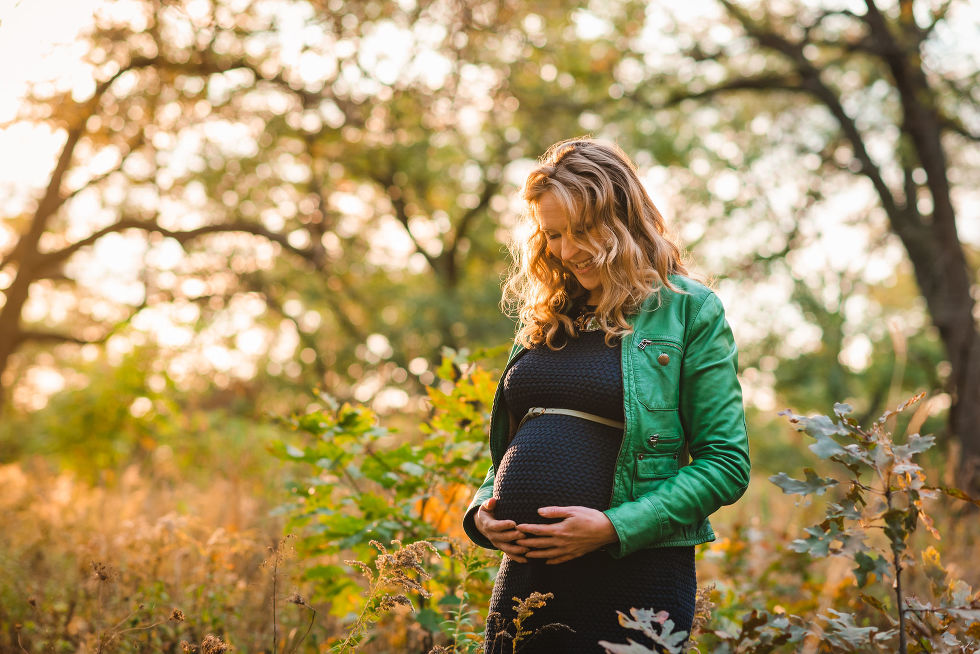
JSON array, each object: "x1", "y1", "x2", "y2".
[
  {"x1": 637, "y1": 274, "x2": 717, "y2": 317},
  {"x1": 629, "y1": 275, "x2": 732, "y2": 349}
]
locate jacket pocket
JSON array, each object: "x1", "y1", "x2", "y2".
[
  {"x1": 632, "y1": 335, "x2": 683, "y2": 411},
  {"x1": 632, "y1": 452, "x2": 679, "y2": 496}
]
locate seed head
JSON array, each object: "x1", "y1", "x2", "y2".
[
  {"x1": 91, "y1": 561, "x2": 112, "y2": 582},
  {"x1": 200, "y1": 634, "x2": 229, "y2": 654}
]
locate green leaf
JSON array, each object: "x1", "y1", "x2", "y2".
[
  {"x1": 399, "y1": 461, "x2": 426, "y2": 477},
  {"x1": 415, "y1": 607, "x2": 443, "y2": 633},
  {"x1": 799, "y1": 414, "x2": 847, "y2": 439},
  {"x1": 790, "y1": 525, "x2": 834, "y2": 557},
  {"x1": 821, "y1": 609, "x2": 896, "y2": 648},
  {"x1": 826, "y1": 499, "x2": 862, "y2": 520},
  {"x1": 769, "y1": 469, "x2": 839, "y2": 496},
  {"x1": 833, "y1": 402, "x2": 853, "y2": 416},
  {"x1": 809, "y1": 433, "x2": 847, "y2": 460},
  {"x1": 852, "y1": 551, "x2": 890, "y2": 587},
  {"x1": 893, "y1": 433, "x2": 935, "y2": 459},
  {"x1": 882, "y1": 509, "x2": 913, "y2": 554}
]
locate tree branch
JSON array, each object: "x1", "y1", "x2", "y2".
[
  {"x1": 717, "y1": 0, "x2": 904, "y2": 223},
  {"x1": 15, "y1": 294, "x2": 147, "y2": 348},
  {"x1": 374, "y1": 173, "x2": 440, "y2": 273},
  {"x1": 655, "y1": 74, "x2": 805, "y2": 108},
  {"x1": 940, "y1": 115, "x2": 980, "y2": 142},
  {"x1": 38, "y1": 216, "x2": 316, "y2": 268},
  {"x1": 60, "y1": 128, "x2": 148, "y2": 206}
]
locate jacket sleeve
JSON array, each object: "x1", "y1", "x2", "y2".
[
  {"x1": 462, "y1": 465, "x2": 497, "y2": 549},
  {"x1": 604, "y1": 292, "x2": 750, "y2": 557}
]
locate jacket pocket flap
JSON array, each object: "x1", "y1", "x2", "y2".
[{"x1": 635, "y1": 454, "x2": 678, "y2": 480}]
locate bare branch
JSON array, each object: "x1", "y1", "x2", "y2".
[
  {"x1": 653, "y1": 74, "x2": 804, "y2": 108},
  {"x1": 60, "y1": 128, "x2": 148, "y2": 206},
  {"x1": 15, "y1": 294, "x2": 147, "y2": 348},
  {"x1": 941, "y1": 116, "x2": 980, "y2": 142},
  {"x1": 921, "y1": 0, "x2": 954, "y2": 39},
  {"x1": 716, "y1": 0, "x2": 903, "y2": 223},
  {"x1": 374, "y1": 173, "x2": 440, "y2": 273},
  {"x1": 454, "y1": 178, "x2": 499, "y2": 246},
  {"x1": 38, "y1": 216, "x2": 316, "y2": 268}
]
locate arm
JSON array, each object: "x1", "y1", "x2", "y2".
[
  {"x1": 603, "y1": 292, "x2": 751, "y2": 558},
  {"x1": 462, "y1": 465, "x2": 497, "y2": 549}
]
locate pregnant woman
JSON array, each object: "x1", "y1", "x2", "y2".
[{"x1": 461, "y1": 138, "x2": 751, "y2": 653}]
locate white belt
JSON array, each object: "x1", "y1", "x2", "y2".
[{"x1": 518, "y1": 407, "x2": 625, "y2": 430}]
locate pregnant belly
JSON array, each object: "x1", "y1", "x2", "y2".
[{"x1": 491, "y1": 415, "x2": 622, "y2": 526}]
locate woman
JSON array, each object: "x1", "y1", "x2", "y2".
[{"x1": 461, "y1": 138, "x2": 751, "y2": 653}]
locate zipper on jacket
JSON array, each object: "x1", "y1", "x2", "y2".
[{"x1": 647, "y1": 433, "x2": 681, "y2": 447}]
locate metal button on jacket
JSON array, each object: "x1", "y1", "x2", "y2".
[{"x1": 657, "y1": 353, "x2": 670, "y2": 366}]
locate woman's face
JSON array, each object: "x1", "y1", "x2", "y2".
[{"x1": 536, "y1": 192, "x2": 602, "y2": 303}]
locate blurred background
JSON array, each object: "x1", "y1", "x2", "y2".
[{"x1": 0, "y1": 0, "x2": 978, "y2": 650}]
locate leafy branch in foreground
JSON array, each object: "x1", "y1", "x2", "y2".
[
  {"x1": 771, "y1": 395, "x2": 980, "y2": 652},
  {"x1": 602, "y1": 394, "x2": 980, "y2": 654},
  {"x1": 599, "y1": 608, "x2": 690, "y2": 654},
  {"x1": 272, "y1": 348, "x2": 503, "y2": 617}
]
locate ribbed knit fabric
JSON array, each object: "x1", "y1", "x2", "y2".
[{"x1": 485, "y1": 328, "x2": 695, "y2": 654}]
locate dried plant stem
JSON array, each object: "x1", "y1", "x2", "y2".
[
  {"x1": 273, "y1": 552, "x2": 279, "y2": 654},
  {"x1": 334, "y1": 575, "x2": 382, "y2": 653},
  {"x1": 285, "y1": 607, "x2": 317, "y2": 654},
  {"x1": 885, "y1": 486, "x2": 907, "y2": 654}
]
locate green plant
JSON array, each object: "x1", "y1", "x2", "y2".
[
  {"x1": 601, "y1": 395, "x2": 980, "y2": 654},
  {"x1": 272, "y1": 348, "x2": 504, "y2": 621},
  {"x1": 772, "y1": 395, "x2": 980, "y2": 651}
]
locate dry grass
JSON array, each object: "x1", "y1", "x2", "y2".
[
  {"x1": 0, "y1": 459, "x2": 318, "y2": 653},
  {"x1": 2, "y1": 431, "x2": 977, "y2": 653}
]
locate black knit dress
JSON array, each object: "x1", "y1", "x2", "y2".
[{"x1": 484, "y1": 322, "x2": 696, "y2": 654}]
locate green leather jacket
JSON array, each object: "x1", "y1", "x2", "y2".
[{"x1": 462, "y1": 275, "x2": 750, "y2": 558}]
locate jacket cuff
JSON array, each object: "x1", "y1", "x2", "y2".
[{"x1": 603, "y1": 495, "x2": 668, "y2": 558}]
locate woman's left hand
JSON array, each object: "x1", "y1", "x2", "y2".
[{"x1": 515, "y1": 506, "x2": 619, "y2": 565}]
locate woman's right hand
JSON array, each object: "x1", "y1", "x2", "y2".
[{"x1": 474, "y1": 497, "x2": 528, "y2": 563}]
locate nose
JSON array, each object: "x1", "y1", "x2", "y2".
[{"x1": 560, "y1": 234, "x2": 580, "y2": 262}]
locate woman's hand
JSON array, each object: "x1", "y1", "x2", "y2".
[
  {"x1": 516, "y1": 506, "x2": 619, "y2": 565},
  {"x1": 474, "y1": 497, "x2": 529, "y2": 563}
]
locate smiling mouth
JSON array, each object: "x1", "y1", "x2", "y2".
[{"x1": 571, "y1": 261, "x2": 593, "y2": 272}]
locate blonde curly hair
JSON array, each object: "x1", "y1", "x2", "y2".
[{"x1": 502, "y1": 137, "x2": 688, "y2": 349}]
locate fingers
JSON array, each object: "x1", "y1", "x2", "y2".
[
  {"x1": 537, "y1": 505, "x2": 577, "y2": 519},
  {"x1": 515, "y1": 533, "x2": 559, "y2": 547},
  {"x1": 498, "y1": 544, "x2": 528, "y2": 563},
  {"x1": 491, "y1": 528, "x2": 526, "y2": 543},
  {"x1": 524, "y1": 546, "x2": 566, "y2": 559},
  {"x1": 516, "y1": 522, "x2": 559, "y2": 536}
]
